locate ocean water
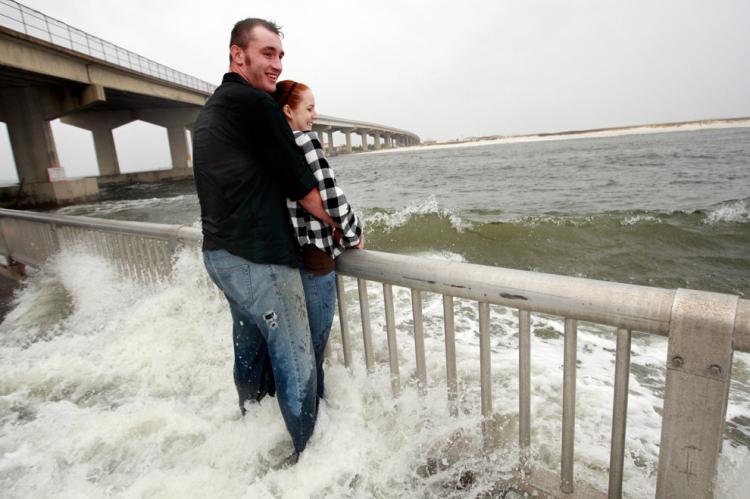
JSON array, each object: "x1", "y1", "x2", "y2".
[
  {"x1": 1, "y1": 127, "x2": 749, "y2": 497},
  {"x1": 58, "y1": 126, "x2": 750, "y2": 296}
]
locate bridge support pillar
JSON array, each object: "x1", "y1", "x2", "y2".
[
  {"x1": 383, "y1": 133, "x2": 392, "y2": 149},
  {"x1": 137, "y1": 108, "x2": 199, "y2": 169},
  {"x1": 344, "y1": 131, "x2": 352, "y2": 153},
  {"x1": 0, "y1": 87, "x2": 98, "y2": 206},
  {"x1": 61, "y1": 110, "x2": 134, "y2": 176},
  {"x1": 373, "y1": 131, "x2": 381, "y2": 150},
  {"x1": 327, "y1": 130, "x2": 334, "y2": 156},
  {"x1": 358, "y1": 130, "x2": 369, "y2": 152},
  {"x1": 167, "y1": 126, "x2": 191, "y2": 168},
  {"x1": 0, "y1": 87, "x2": 60, "y2": 184},
  {"x1": 313, "y1": 126, "x2": 333, "y2": 154}
]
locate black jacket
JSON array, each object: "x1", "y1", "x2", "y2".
[{"x1": 193, "y1": 73, "x2": 316, "y2": 267}]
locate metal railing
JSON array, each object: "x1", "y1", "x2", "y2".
[
  {"x1": 1, "y1": 207, "x2": 747, "y2": 498},
  {"x1": 0, "y1": 0, "x2": 215, "y2": 94}
]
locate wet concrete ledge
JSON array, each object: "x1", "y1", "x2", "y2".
[{"x1": 0, "y1": 270, "x2": 22, "y2": 324}]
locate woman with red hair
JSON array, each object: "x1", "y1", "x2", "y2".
[{"x1": 274, "y1": 80, "x2": 364, "y2": 401}]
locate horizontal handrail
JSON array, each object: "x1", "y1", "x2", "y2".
[
  {"x1": 334, "y1": 245, "x2": 750, "y2": 352},
  {"x1": 0, "y1": 208, "x2": 201, "y2": 245}
]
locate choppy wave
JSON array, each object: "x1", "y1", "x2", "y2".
[
  {"x1": 56, "y1": 195, "x2": 189, "y2": 218},
  {"x1": 361, "y1": 197, "x2": 750, "y2": 233},
  {"x1": 620, "y1": 214, "x2": 662, "y2": 226},
  {"x1": 703, "y1": 198, "x2": 750, "y2": 224},
  {"x1": 55, "y1": 194, "x2": 200, "y2": 225},
  {"x1": 359, "y1": 198, "x2": 750, "y2": 297},
  {"x1": 362, "y1": 195, "x2": 472, "y2": 233}
]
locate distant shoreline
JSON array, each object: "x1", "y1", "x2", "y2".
[{"x1": 369, "y1": 116, "x2": 750, "y2": 154}]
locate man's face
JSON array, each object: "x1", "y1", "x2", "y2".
[{"x1": 234, "y1": 26, "x2": 284, "y2": 92}]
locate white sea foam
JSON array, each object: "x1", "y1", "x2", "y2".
[
  {"x1": 0, "y1": 246, "x2": 748, "y2": 497},
  {"x1": 704, "y1": 199, "x2": 750, "y2": 224},
  {"x1": 518, "y1": 214, "x2": 595, "y2": 227},
  {"x1": 362, "y1": 195, "x2": 472, "y2": 233},
  {"x1": 408, "y1": 250, "x2": 467, "y2": 263},
  {"x1": 620, "y1": 214, "x2": 662, "y2": 226}
]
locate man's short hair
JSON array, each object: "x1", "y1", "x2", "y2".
[{"x1": 229, "y1": 18, "x2": 282, "y2": 62}]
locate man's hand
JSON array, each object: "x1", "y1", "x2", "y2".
[
  {"x1": 299, "y1": 188, "x2": 338, "y2": 227},
  {"x1": 354, "y1": 232, "x2": 365, "y2": 250}
]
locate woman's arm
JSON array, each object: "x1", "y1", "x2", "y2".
[{"x1": 298, "y1": 132, "x2": 363, "y2": 247}]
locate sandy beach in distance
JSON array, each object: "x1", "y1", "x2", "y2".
[{"x1": 365, "y1": 117, "x2": 750, "y2": 154}]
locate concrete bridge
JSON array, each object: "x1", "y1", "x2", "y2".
[
  {"x1": 314, "y1": 115, "x2": 419, "y2": 154},
  {"x1": 0, "y1": 0, "x2": 420, "y2": 206}
]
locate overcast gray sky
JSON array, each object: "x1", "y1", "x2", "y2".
[{"x1": 1, "y1": 0, "x2": 749, "y2": 180}]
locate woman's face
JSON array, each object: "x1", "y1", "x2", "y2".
[{"x1": 284, "y1": 89, "x2": 317, "y2": 131}]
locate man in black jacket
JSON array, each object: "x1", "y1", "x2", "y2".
[{"x1": 193, "y1": 18, "x2": 335, "y2": 460}]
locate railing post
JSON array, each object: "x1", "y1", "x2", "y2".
[
  {"x1": 44, "y1": 17, "x2": 52, "y2": 43},
  {"x1": 656, "y1": 289, "x2": 737, "y2": 498},
  {"x1": 479, "y1": 301, "x2": 493, "y2": 449},
  {"x1": 383, "y1": 283, "x2": 400, "y2": 396},
  {"x1": 412, "y1": 289, "x2": 427, "y2": 394},
  {"x1": 358, "y1": 278, "x2": 375, "y2": 370},
  {"x1": 0, "y1": 217, "x2": 23, "y2": 278},
  {"x1": 443, "y1": 295, "x2": 458, "y2": 416},
  {"x1": 560, "y1": 318, "x2": 578, "y2": 494},
  {"x1": 608, "y1": 328, "x2": 631, "y2": 498},
  {"x1": 335, "y1": 274, "x2": 352, "y2": 368},
  {"x1": 0, "y1": 218, "x2": 12, "y2": 261},
  {"x1": 518, "y1": 309, "x2": 531, "y2": 470},
  {"x1": 19, "y1": 4, "x2": 28, "y2": 36}
]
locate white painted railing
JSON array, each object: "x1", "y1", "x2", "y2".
[{"x1": 1, "y1": 207, "x2": 747, "y2": 498}]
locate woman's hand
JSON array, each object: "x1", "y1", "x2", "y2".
[{"x1": 334, "y1": 229, "x2": 364, "y2": 249}]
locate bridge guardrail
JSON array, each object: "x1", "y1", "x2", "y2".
[
  {"x1": 0, "y1": 1, "x2": 423, "y2": 148},
  {"x1": 0, "y1": 207, "x2": 747, "y2": 497},
  {"x1": 0, "y1": 0, "x2": 215, "y2": 94}
]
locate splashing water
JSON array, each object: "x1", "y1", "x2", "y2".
[{"x1": 1, "y1": 246, "x2": 749, "y2": 498}]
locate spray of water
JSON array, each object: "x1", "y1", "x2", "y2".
[{"x1": 1, "y1": 247, "x2": 748, "y2": 497}]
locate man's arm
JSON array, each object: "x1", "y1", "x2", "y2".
[
  {"x1": 252, "y1": 96, "x2": 317, "y2": 200},
  {"x1": 298, "y1": 187, "x2": 339, "y2": 227}
]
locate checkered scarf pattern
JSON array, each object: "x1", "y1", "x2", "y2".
[{"x1": 287, "y1": 131, "x2": 363, "y2": 258}]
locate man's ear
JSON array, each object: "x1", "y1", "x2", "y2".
[{"x1": 229, "y1": 45, "x2": 244, "y2": 65}]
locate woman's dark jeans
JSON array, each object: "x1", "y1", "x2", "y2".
[{"x1": 300, "y1": 270, "x2": 337, "y2": 399}]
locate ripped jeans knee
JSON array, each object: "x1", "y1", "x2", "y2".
[{"x1": 263, "y1": 310, "x2": 279, "y2": 330}]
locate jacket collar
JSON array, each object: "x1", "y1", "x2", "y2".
[{"x1": 222, "y1": 72, "x2": 249, "y2": 85}]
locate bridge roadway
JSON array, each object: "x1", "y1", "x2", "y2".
[{"x1": 0, "y1": 0, "x2": 419, "y2": 206}]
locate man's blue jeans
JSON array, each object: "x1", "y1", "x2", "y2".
[
  {"x1": 300, "y1": 270, "x2": 337, "y2": 399},
  {"x1": 203, "y1": 249, "x2": 318, "y2": 453}
]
